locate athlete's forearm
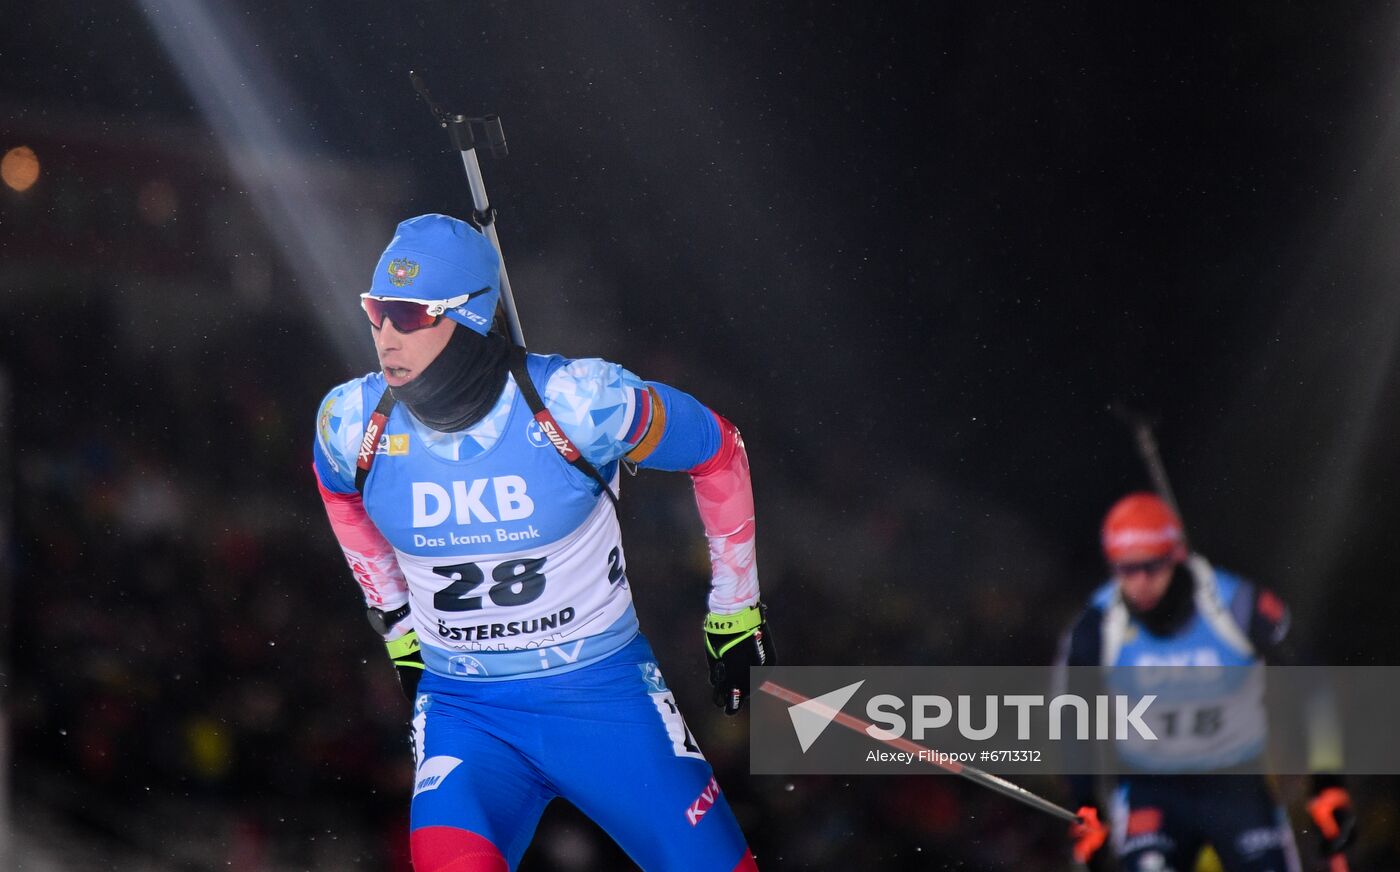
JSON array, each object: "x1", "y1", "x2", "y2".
[
  {"x1": 688, "y1": 414, "x2": 760, "y2": 615},
  {"x1": 315, "y1": 470, "x2": 411, "y2": 630},
  {"x1": 624, "y1": 381, "x2": 761, "y2": 613}
]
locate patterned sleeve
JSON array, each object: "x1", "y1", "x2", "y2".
[
  {"x1": 312, "y1": 377, "x2": 369, "y2": 494},
  {"x1": 541, "y1": 358, "x2": 652, "y2": 468},
  {"x1": 311, "y1": 374, "x2": 411, "y2": 625}
]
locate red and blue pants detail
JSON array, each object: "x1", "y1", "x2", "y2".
[{"x1": 409, "y1": 634, "x2": 757, "y2": 871}]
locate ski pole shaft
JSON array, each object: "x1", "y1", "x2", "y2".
[{"x1": 757, "y1": 681, "x2": 1082, "y2": 825}]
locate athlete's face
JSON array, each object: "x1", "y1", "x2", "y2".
[
  {"x1": 1113, "y1": 548, "x2": 1182, "y2": 612},
  {"x1": 372, "y1": 315, "x2": 456, "y2": 387}
]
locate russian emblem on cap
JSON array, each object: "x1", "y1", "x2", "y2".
[{"x1": 387, "y1": 258, "x2": 420, "y2": 287}]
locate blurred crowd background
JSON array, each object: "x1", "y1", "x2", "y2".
[{"x1": 7, "y1": 1, "x2": 1400, "y2": 869}]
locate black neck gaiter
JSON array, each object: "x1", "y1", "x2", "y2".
[
  {"x1": 389, "y1": 326, "x2": 511, "y2": 432},
  {"x1": 1130, "y1": 562, "x2": 1196, "y2": 637}
]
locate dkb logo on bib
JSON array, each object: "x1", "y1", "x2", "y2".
[{"x1": 412, "y1": 476, "x2": 535, "y2": 527}]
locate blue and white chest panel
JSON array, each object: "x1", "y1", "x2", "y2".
[
  {"x1": 361, "y1": 377, "x2": 636, "y2": 680},
  {"x1": 1098, "y1": 557, "x2": 1265, "y2": 772}
]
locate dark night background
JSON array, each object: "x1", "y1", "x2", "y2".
[{"x1": 3, "y1": 1, "x2": 1399, "y2": 869}]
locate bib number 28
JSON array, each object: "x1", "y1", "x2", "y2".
[{"x1": 433, "y1": 557, "x2": 547, "y2": 611}]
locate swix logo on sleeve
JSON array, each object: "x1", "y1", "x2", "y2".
[
  {"x1": 412, "y1": 476, "x2": 535, "y2": 527},
  {"x1": 685, "y1": 776, "x2": 721, "y2": 826}
]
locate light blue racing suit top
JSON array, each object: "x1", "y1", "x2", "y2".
[
  {"x1": 314, "y1": 353, "x2": 651, "y2": 681},
  {"x1": 1093, "y1": 556, "x2": 1266, "y2": 772}
]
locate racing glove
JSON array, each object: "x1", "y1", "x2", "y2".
[
  {"x1": 703, "y1": 603, "x2": 775, "y2": 715},
  {"x1": 1069, "y1": 805, "x2": 1108, "y2": 869},
  {"x1": 369, "y1": 605, "x2": 424, "y2": 702},
  {"x1": 1306, "y1": 776, "x2": 1356, "y2": 857}
]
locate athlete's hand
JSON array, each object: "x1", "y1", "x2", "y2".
[
  {"x1": 1307, "y1": 782, "x2": 1356, "y2": 857},
  {"x1": 703, "y1": 603, "x2": 775, "y2": 715},
  {"x1": 386, "y1": 631, "x2": 426, "y2": 702},
  {"x1": 1069, "y1": 805, "x2": 1108, "y2": 868}
]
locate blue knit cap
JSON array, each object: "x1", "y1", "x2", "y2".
[{"x1": 368, "y1": 214, "x2": 501, "y2": 334}]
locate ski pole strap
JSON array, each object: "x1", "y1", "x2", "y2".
[
  {"x1": 507, "y1": 345, "x2": 619, "y2": 506},
  {"x1": 356, "y1": 388, "x2": 399, "y2": 493}
]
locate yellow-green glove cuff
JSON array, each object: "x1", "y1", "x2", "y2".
[
  {"x1": 703, "y1": 605, "x2": 764, "y2": 635},
  {"x1": 386, "y1": 630, "x2": 423, "y2": 665}
]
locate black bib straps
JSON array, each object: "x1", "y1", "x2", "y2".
[{"x1": 355, "y1": 349, "x2": 619, "y2": 506}]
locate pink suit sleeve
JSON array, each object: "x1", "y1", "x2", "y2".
[
  {"x1": 688, "y1": 414, "x2": 761, "y2": 614},
  {"x1": 315, "y1": 469, "x2": 411, "y2": 633}
]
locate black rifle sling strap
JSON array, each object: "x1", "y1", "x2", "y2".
[
  {"x1": 355, "y1": 388, "x2": 398, "y2": 493},
  {"x1": 355, "y1": 349, "x2": 619, "y2": 505},
  {"x1": 508, "y1": 345, "x2": 620, "y2": 505}
]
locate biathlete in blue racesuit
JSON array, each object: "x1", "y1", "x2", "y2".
[
  {"x1": 1058, "y1": 493, "x2": 1355, "y2": 872},
  {"x1": 312, "y1": 214, "x2": 773, "y2": 872}
]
